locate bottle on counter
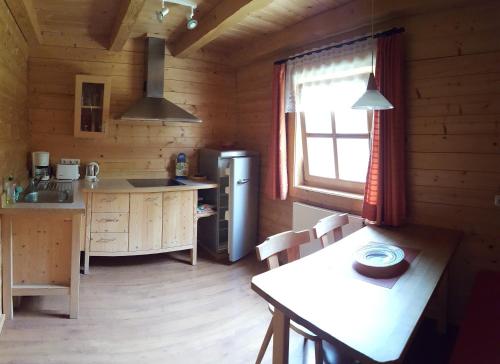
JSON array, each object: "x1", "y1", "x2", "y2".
[
  {"x1": 3, "y1": 175, "x2": 15, "y2": 205},
  {"x1": 175, "y1": 153, "x2": 188, "y2": 179}
]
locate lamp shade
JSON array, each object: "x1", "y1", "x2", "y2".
[{"x1": 352, "y1": 73, "x2": 394, "y2": 110}]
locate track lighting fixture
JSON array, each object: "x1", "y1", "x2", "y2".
[
  {"x1": 156, "y1": 0, "x2": 198, "y2": 30},
  {"x1": 156, "y1": 1, "x2": 169, "y2": 23},
  {"x1": 186, "y1": 6, "x2": 198, "y2": 30}
]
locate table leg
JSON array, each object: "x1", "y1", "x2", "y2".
[
  {"x1": 69, "y1": 214, "x2": 82, "y2": 319},
  {"x1": 436, "y1": 269, "x2": 449, "y2": 334},
  {"x1": 272, "y1": 309, "x2": 290, "y2": 364}
]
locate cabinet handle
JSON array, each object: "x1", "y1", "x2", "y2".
[
  {"x1": 95, "y1": 238, "x2": 116, "y2": 243},
  {"x1": 101, "y1": 197, "x2": 116, "y2": 202},
  {"x1": 145, "y1": 197, "x2": 159, "y2": 202},
  {"x1": 97, "y1": 218, "x2": 119, "y2": 223},
  {"x1": 237, "y1": 178, "x2": 249, "y2": 185}
]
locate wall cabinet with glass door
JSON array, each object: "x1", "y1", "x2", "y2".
[{"x1": 74, "y1": 75, "x2": 111, "y2": 138}]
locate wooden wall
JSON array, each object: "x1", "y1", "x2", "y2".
[
  {"x1": 28, "y1": 40, "x2": 237, "y2": 178},
  {"x1": 0, "y1": 0, "x2": 29, "y2": 326},
  {"x1": 0, "y1": 0, "x2": 29, "y2": 183},
  {"x1": 235, "y1": 1, "x2": 500, "y2": 320}
]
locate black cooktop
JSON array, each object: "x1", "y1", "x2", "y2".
[{"x1": 126, "y1": 179, "x2": 185, "y2": 188}]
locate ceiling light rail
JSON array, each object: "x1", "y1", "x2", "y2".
[{"x1": 157, "y1": 0, "x2": 198, "y2": 30}]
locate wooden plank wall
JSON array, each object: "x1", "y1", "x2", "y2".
[
  {"x1": 0, "y1": 0, "x2": 29, "y2": 182},
  {"x1": 0, "y1": 0, "x2": 30, "y2": 326},
  {"x1": 28, "y1": 40, "x2": 237, "y2": 178},
  {"x1": 235, "y1": 1, "x2": 500, "y2": 320}
]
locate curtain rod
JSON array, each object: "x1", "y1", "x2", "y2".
[{"x1": 274, "y1": 27, "x2": 405, "y2": 65}]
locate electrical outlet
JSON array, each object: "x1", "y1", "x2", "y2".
[
  {"x1": 495, "y1": 195, "x2": 500, "y2": 207},
  {"x1": 60, "y1": 158, "x2": 80, "y2": 165}
]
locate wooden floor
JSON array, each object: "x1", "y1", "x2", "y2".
[
  {"x1": 0, "y1": 253, "x2": 320, "y2": 364},
  {"x1": 0, "y1": 253, "x2": 457, "y2": 364}
]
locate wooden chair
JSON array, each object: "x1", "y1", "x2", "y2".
[
  {"x1": 255, "y1": 229, "x2": 325, "y2": 364},
  {"x1": 313, "y1": 213, "x2": 349, "y2": 248},
  {"x1": 254, "y1": 214, "x2": 351, "y2": 363}
]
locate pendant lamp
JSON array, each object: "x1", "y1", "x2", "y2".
[{"x1": 352, "y1": 0, "x2": 393, "y2": 110}]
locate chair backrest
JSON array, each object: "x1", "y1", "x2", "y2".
[
  {"x1": 313, "y1": 213, "x2": 349, "y2": 248},
  {"x1": 256, "y1": 229, "x2": 312, "y2": 270}
]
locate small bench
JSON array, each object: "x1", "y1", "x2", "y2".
[{"x1": 449, "y1": 270, "x2": 500, "y2": 364}]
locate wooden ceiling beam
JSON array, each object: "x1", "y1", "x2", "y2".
[
  {"x1": 170, "y1": 0, "x2": 274, "y2": 58},
  {"x1": 109, "y1": 0, "x2": 146, "y2": 52},
  {"x1": 5, "y1": 0, "x2": 42, "y2": 46}
]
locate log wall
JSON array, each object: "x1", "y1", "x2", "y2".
[{"x1": 28, "y1": 40, "x2": 237, "y2": 178}]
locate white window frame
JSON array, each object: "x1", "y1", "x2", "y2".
[{"x1": 297, "y1": 89, "x2": 372, "y2": 195}]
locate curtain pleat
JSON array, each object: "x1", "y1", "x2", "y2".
[
  {"x1": 362, "y1": 33, "x2": 406, "y2": 226},
  {"x1": 264, "y1": 63, "x2": 288, "y2": 201}
]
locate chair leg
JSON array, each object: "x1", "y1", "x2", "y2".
[
  {"x1": 314, "y1": 339, "x2": 323, "y2": 364},
  {"x1": 256, "y1": 319, "x2": 274, "y2": 364}
]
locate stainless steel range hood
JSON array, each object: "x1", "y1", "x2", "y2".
[{"x1": 120, "y1": 37, "x2": 201, "y2": 123}]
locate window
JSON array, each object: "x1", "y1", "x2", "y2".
[
  {"x1": 295, "y1": 73, "x2": 372, "y2": 194},
  {"x1": 285, "y1": 42, "x2": 373, "y2": 195}
]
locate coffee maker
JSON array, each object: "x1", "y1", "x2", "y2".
[{"x1": 32, "y1": 151, "x2": 50, "y2": 181}]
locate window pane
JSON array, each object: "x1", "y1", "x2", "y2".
[
  {"x1": 306, "y1": 137, "x2": 335, "y2": 178},
  {"x1": 337, "y1": 138, "x2": 370, "y2": 182},
  {"x1": 304, "y1": 110, "x2": 332, "y2": 134},
  {"x1": 335, "y1": 109, "x2": 369, "y2": 134}
]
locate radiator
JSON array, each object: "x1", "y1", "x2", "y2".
[{"x1": 292, "y1": 202, "x2": 364, "y2": 257}]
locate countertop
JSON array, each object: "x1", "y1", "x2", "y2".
[
  {"x1": 81, "y1": 178, "x2": 218, "y2": 193},
  {"x1": 0, "y1": 178, "x2": 217, "y2": 214},
  {"x1": 0, "y1": 181, "x2": 86, "y2": 214}
]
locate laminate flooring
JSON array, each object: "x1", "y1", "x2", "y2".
[{"x1": 0, "y1": 253, "x2": 457, "y2": 364}]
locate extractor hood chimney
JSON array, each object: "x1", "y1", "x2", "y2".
[{"x1": 120, "y1": 37, "x2": 201, "y2": 123}]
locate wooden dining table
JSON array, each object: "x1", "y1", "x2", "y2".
[{"x1": 251, "y1": 224, "x2": 461, "y2": 364}]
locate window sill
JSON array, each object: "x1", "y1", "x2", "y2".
[
  {"x1": 290, "y1": 184, "x2": 364, "y2": 215},
  {"x1": 296, "y1": 184, "x2": 364, "y2": 200}
]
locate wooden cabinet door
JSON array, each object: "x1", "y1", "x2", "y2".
[
  {"x1": 129, "y1": 193, "x2": 163, "y2": 251},
  {"x1": 162, "y1": 191, "x2": 195, "y2": 249},
  {"x1": 74, "y1": 74, "x2": 111, "y2": 138}
]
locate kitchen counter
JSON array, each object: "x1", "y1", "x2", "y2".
[
  {"x1": 1, "y1": 180, "x2": 84, "y2": 320},
  {"x1": 82, "y1": 178, "x2": 218, "y2": 193},
  {"x1": 81, "y1": 177, "x2": 218, "y2": 273},
  {"x1": 0, "y1": 180, "x2": 85, "y2": 214}
]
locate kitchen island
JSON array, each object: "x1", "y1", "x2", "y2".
[
  {"x1": 81, "y1": 178, "x2": 217, "y2": 273},
  {"x1": 0, "y1": 181, "x2": 85, "y2": 320}
]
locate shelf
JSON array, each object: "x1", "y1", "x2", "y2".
[
  {"x1": 81, "y1": 105, "x2": 102, "y2": 109},
  {"x1": 12, "y1": 284, "x2": 70, "y2": 296}
]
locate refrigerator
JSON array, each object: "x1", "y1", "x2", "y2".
[{"x1": 198, "y1": 149, "x2": 259, "y2": 262}]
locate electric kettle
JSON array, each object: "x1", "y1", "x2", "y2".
[{"x1": 85, "y1": 162, "x2": 100, "y2": 182}]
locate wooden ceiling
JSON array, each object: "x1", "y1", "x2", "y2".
[
  {"x1": 9, "y1": 0, "x2": 477, "y2": 65},
  {"x1": 187, "y1": 0, "x2": 352, "y2": 53},
  {"x1": 9, "y1": 0, "x2": 350, "y2": 53}
]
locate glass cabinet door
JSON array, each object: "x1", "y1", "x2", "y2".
[{"x1": 74, "y1": 75, "x2": 111, "y2": 138}]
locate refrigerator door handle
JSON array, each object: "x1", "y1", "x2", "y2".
[{"x1": 237, "y1": 178, "x2": 250, "y2": 185}]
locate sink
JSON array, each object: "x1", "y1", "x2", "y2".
[
  {"x1": 126, "y1": 179, "x2": 185, "y2": 188},
  {"x1": 21, "y1": 180, "x2": 74, "y2": 203},
  {"x1": 22, "y1": 190, "x2": 73, "y2": 203}
]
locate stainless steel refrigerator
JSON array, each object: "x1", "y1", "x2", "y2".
[{"x1": 198, "y1": 149, "x2": 259, "y2": 262}]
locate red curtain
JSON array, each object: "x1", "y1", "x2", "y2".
[
  {"x1": 264, "y1": 63, "x2": 288, "y2": 200},
  {"x1": 362, "y1": 33, "x2": 406, "y2": 226}
]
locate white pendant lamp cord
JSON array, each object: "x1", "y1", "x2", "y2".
[{"x1": 371, "y1": 0, "x2": 374, "y2": 74}]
